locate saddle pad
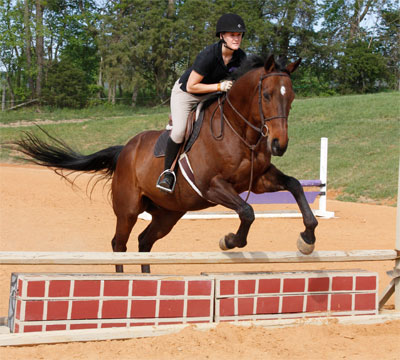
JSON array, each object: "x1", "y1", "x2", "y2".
[
  {"x1": 153, "y1": 110, "x2": 205, "y2": 158},
  {"x1": 154, "y1": 130, "x2": 170, "y2": 157}
]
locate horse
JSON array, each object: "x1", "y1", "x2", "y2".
[{"x1": 15, "y1": 54, "x2": 318, "y2": 273}]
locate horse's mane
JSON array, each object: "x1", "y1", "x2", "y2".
[{"x1": 231, "y1": 54, "x2": 288, "y2": 80}]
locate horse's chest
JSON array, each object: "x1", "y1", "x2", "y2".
[{"x1": 229, "y1": 154, "x2": 268, "y2": 184}]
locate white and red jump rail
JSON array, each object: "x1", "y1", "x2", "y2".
[
  {"x1": 4, "y1": 252, "x2": 394, "y2": 334},
  {"x1": 0, "y1": 249, "x2": 399, "y2": 346}
]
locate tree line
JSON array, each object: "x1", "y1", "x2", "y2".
[{"x1": 1, "y1": 0, "x2": 399, "y2": 109}]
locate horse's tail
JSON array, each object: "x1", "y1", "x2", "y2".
[{"x1": 14, "y1": 126, "x2": 123, "y2": 179}]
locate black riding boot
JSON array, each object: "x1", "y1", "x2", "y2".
[{"x1": 156, "y1": 137, "x2": 182, "y2": 193}]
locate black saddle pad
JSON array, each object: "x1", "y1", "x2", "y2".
[
  {"x1": 154, "y1": 130, "x2": 170, "y2": 157},
  {"x1": 153, "y1": 110, "x2": 205, "y2": 157}
]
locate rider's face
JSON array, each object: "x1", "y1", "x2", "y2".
[{"x1": 220, "y1": 32, "x2": 243, "y2": 50}]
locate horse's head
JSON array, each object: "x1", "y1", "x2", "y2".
[
  {"x1": 228, "y1": 55, "x2": 301, "y2": 157},
  {"x1": 257, "y1": 55, "x2": 301, "y2": 156}
]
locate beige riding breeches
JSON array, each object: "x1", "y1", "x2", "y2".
[{"x1": 169, "y1": 80, "x2": 215, "y2": 143}]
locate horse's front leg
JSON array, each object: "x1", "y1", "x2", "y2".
[
  {"x1": 205, "y1": 176, "x2": 255, "y2": 250},
  {"x1": 253, "y1": 164, "x2": 318, "y2": 254}
]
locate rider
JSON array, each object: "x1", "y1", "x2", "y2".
[{"x1": 156, "y1": 13, "x2": 247, "y2": 193}]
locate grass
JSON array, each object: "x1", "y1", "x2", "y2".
[
  {"x1": 1, "y1": 92, "x2": 399, "y2": 205},
  {"x1": 0, "y1": 105, "x2": 169, "y2": 156},
  {"x1": 0, "y1": 104, "x2": 168, "y2": 124},
  {"x1": 273, "y1": 92, "x2": 400, "y2": 204}
]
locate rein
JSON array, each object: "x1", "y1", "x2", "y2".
[{"x1": 223, "y1": 71, "x2": 291, "y2": 201}]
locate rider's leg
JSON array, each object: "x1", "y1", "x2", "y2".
[
  {"x1": 157, "y1": 137, "x2": 182, "y2": 192},
  {"x1": 170, "y1": 81, "x2": 195, "y2": 143},
  {"x1": 157, "y1": 81, "x2": 197, "y2": 193}
]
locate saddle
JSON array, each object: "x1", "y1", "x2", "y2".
[{"x1": 154, "y1": 95, "x2": 221, "y2": 158}]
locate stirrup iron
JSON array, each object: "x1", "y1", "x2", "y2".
[{"x1": 156, "y1": 170, "x2": 177, "y2": 193}]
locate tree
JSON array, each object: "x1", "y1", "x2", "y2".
[
  {"x1": 98, "y1": 0, "x2": 188, "y2": 105},
  {"x1": 35, "y1": 0, "x2": 44, "y2": 99},
  {"x1": 1, "y1": 0, "x2": 398, "y2": 110},
  {"x1": 375, "y1": 2, "x2": 400, "y2": 90},
  {"x1": 42, "y1": 60, "x2": 90, "y2": 108},
  {"x1": 1, "y1": 73, "x2": 6, "y2": 110},
  {"x1": 320, "y1": 0, "x2": 377, "y2": 42},
  {"x1": 24, "y1": 0, "x2": 34, "y2": 99},
  {"x1": 336, "y1": 40, "x2": 389, "y2": 93},
  {"x1": 0, "y1": 0, "x2": 25, "y2": 107}
]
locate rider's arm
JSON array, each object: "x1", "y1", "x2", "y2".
[
  {"x1": 186, "y1": 70, "x2": 232, "y2": 94},
  {"x1": 186, "y1": 70, "x2": 219, "y2": 94}
]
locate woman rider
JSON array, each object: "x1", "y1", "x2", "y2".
[{"x1": 157, "y1": 13, "x2": 247, "y2": 193}]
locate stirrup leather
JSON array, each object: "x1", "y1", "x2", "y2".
[{"x1": 156, "y1": 170, "x2": 177, "y2": 193}]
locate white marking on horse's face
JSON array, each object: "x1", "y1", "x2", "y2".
[{"x1": 280, "y1": 86, "x2": 286, "y2": 96}]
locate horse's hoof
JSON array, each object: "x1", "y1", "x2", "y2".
[
  {"x1": 219, "y1": 237, "x2": 229, "y2": 251},
  {"x1": 297, "y1": 234, "x2": 315, "y2": 255},
  {"x1": 219, "y1": 233, "x2": 235, "y2": 251}
]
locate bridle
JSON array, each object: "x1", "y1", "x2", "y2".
[
  {"x1": 218, "y1": 71, "x2": 291, "y2": 201},
  {"x1": 225, "y1": 72, "x2": 290, "y2": 140}
]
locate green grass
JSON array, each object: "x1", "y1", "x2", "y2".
[
  {"x1": 0, "y1": 105, "x2": 169, "y2": 156},
  {"x1": 273, "y1": 92, "x2": 400, "y2": 204},
  {"x1": 0, "y1": 104, "x2": 168, "y2": 124},
  {"x1": 1, "y1": 92, "x2": 399, "y2": 205}
]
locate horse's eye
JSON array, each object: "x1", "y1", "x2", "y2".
[{"x1": 263, "y1": 92, "x2": 270, "y2": 101}]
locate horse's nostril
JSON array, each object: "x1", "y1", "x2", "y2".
[
  {"x1": 272, "y1": 138, "x2": 280, "y2": 151},
  {"x1": 271, "y1": 138, "x2": 287, "y2": 156}
]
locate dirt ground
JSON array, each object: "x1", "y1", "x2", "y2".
[{"x1": 0, "y1": 163, "x2": 399, "y2": 359}]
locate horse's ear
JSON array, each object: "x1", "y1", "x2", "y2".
[
  {"x1": 286, "y1": 58, "x2": 302, "y2": 74},
  {"x1": 264, "y1": 55, "x2": 275, "y2": 72}
]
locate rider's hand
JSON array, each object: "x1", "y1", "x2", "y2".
[{"x1": 218, "y1": 80, "x2": 233, "y2": 92}]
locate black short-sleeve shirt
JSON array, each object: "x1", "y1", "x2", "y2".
[{"x1": 179, "y1": 40, "x2": 246, "y2": 93}]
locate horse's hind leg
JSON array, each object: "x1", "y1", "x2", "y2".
[
  {"x1": 111, "y1": 177, "x2": 143, "y2": 272},
  {"x1": 137, "y1": 208, "x2": 185, "y2": 273},
  {"x1": 112, "y1": 213, "x2": 138, "y2": 272}
]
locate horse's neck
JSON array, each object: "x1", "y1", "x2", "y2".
[
  {"x1": 224, "y1": 77, "x2": 259, "y2": 128},
  {"x1": 228, "y1": 71, "x2": 260, "y2": 115}
]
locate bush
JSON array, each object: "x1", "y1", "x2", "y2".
[
  {"x1": 336, "y1": 40, "x2": 390, "y2": 94},
  {"x1": 42, "y1": 61, "x2": 90, "y2": 108}
]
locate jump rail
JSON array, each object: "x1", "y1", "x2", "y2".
[
  {"x1": 0, "y1": 249, "x2": 399, "y2": 346},
  {"x1": 0, "y1": 250, "x2": 397, "y2": 265},
  {"x1": 1, "y1": 248, "x2": 398, "y2": 345},
  {"x1": 139, "y1": 137, "x2": 334, "y2": 220}
]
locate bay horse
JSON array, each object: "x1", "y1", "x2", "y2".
[{"x1": 15, "y1": 55, "x2": 318, "y2": 273}]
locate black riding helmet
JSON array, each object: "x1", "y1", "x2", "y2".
[{"x1": 215, "y1": 13, "x2": 246, "y2": 37}]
